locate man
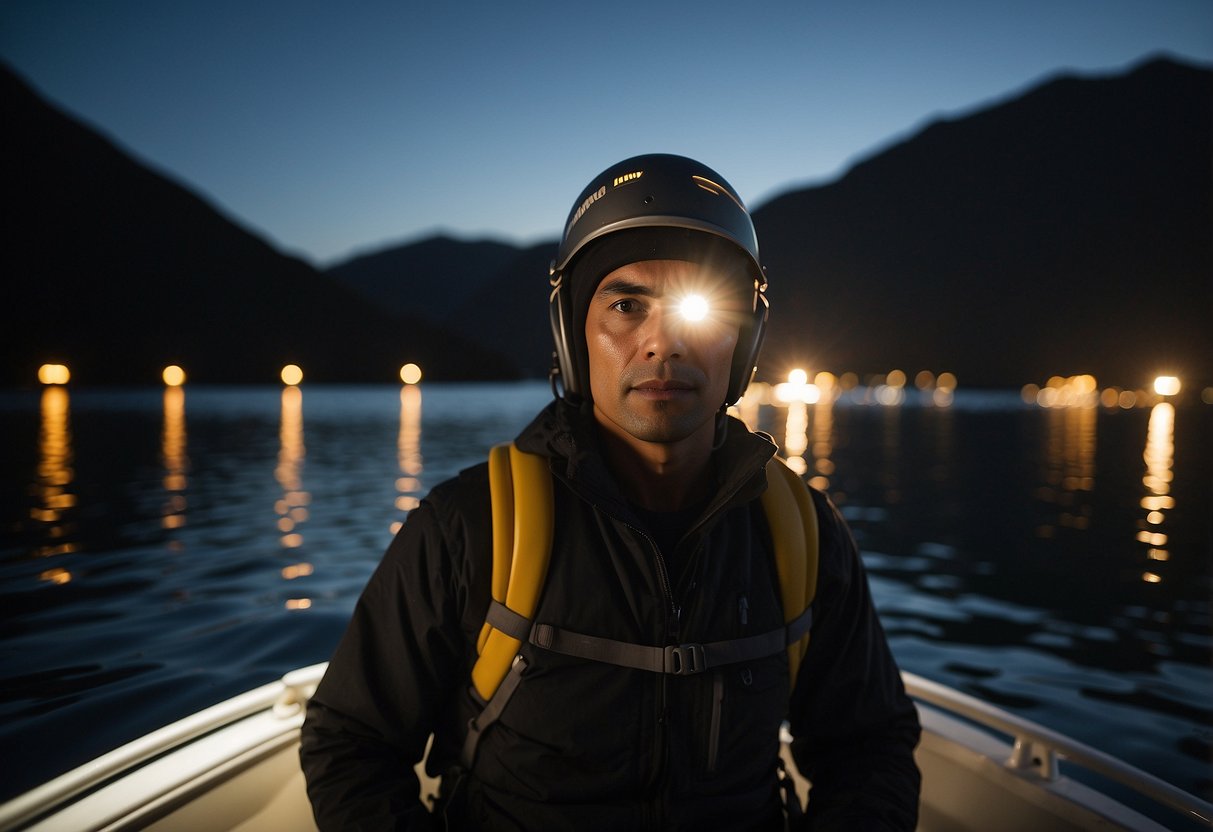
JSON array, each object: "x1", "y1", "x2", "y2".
[{"x1": 300, "y1": 154, "x2": 921, "y2": 830}]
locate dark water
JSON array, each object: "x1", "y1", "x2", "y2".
[{"x1": 0, "y1": 382, "x2": 1209, "y2": 806}]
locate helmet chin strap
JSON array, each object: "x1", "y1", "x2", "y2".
[
  {"x1": 549, "y1": 357, "x2": 564, "y2": 400},
  {"x1": 550, "y1": 358, "x2": 592, "y2": 413}
]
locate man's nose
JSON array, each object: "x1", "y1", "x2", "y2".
[{"x1": 643, "y1": 304, "x2": 687, "y2": 361}]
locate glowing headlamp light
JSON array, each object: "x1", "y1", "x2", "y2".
[{"x1": 678, "y1": 294, "x2": 710, "y2": 322}]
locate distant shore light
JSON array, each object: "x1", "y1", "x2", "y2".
[
  {"x1": 37, "y1": 364, "x2": 70, "y2": 385},
  {"x1": 281, "y1": 364, "x2": 303, "y2": 386},
  {"x1": 1153, "y1": 376, "x2": 1181, "y2": 396},
  {"x1": 774, "y1": 369, "x2": 820, "y2": 404},
  {"x1": 162, "y1": 365, "x2": 186, "y2": 387},
  {"x1": 400, "y1": 363, "x2": 423, "y2": 385}
]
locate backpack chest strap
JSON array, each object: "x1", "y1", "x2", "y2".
[
  {"x1": 462, "y1": 600, "x2": 812, "y2": 770},
  {"x1": 486, "y1": 598, "x2": 813, "y2": 677}
]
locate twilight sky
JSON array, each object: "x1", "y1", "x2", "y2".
[{"x1": 2, "y1": 0, "x2": 1210, "y2": 266}]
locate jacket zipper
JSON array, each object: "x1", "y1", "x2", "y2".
[
  {"x1": 622, "y1": 521, "x2": 676, "y2": 829},
  {"x1": 707, "y1": 670, "x2": 724, "y2": 774},
  {"x1": 603, "y1": 478, "x2": 760, "y2": 825},
  {"x1": 621, "y1": 520, "x2": 679, "y2": 634}
]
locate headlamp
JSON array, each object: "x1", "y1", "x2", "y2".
[{"x1": 678, "y1": 294, "x2": 710, "y2": 322}]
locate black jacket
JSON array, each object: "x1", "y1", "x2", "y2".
[{"x1": 300, "y1": 400, "x2": 920, "y2": 830}]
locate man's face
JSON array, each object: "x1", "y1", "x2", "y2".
[{"x1": 584, "y1": 259, "x2": 744, "y2": 448}]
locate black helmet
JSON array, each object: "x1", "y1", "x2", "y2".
[{"x1": 549, "y1": 153, "x2": 769, "y2": 405}]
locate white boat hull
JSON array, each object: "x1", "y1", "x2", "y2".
[{"x1": 1, "y1": 665, "x2": 1208, "y2": 831}]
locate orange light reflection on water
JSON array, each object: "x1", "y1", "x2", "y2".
[
  {"x1": 808, "y1": 397, "x2": 835, "y2": 493},
  {"x1": 783, "y1": 400, "x2": 809, "y2": 476},
  {"x1": 392, "y1": 384, "x2": 424, "y2": 536},
  {"x1": 161, "y1": 386, "x2": 188, "y2": 531},
  {"x1": 276, "y1": 386, "x2": 309, "y2": 551},
  {"x1": 1138, "y1": 402, "x2": 1175, "y2": 582},
  {"x1": 34, "y1": 386, "x2": 79, "y2": 559},
  {"x1": 1034, "y1": 400, "x2": 1096, "y2": 538}
]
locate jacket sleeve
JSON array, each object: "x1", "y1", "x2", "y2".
[
  {"x1": 299, "y1": 484, "x2": 482, "y2": 831},
  {"x1": 787, "y1": 491, "x2": 922, "y2": 832}
]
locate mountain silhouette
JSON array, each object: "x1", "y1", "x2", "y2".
[
  {"x1": 752, "y1": 55, "x2": 1212, "y2": 389},
  {"x1": 0, "y1": 63, "x2": 514, "y2": 386},
  {"x1": 4, "y1": 55, "x2": 1209, "y2": 390},
  {"x1": 327, "y1": 236, "x2": 559, "y2": 382},
  {"x1": 329, "y1": 55, "x2": 1211, "y2": 391},
  {"x1": 449, "y1": 242, "x2": 562, "y2": 380},
  {"x1": 328, "y1": 235, "x2": 523, "y2": 318}
]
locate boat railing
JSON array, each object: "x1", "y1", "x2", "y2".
[
  {"x1": 0, "y1": 664, "x2": 327, "y2": 831},
  {"x1": 3, "y1": 664, "x2": 1209, "y2": 831},
  {"x1": 901, "y1": 671, "x2": 1213, "y2": 829}
]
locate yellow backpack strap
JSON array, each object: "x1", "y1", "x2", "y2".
[
  {"x1": 759, "y1": 457, "x2": 820, "y2": 688},
  {"x1": 476, "y1": 444, "x2": 514, "y2": 655},
  {"x1": 470, "y1": 443, "x2": 554, "y2": 702}
]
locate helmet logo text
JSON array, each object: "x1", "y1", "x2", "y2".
[
  {"x1": 612, "y1": 170, "x2": 643, "y2": 187},
  {"x1": 571, "y1": 185, "x2": 607, "y2": 227}
]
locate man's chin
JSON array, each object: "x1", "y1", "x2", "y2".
[
  {"x1": 617, "y1": 410, "x2": 711, "y2": 445},
  {"x1": 592, "y1": 399, "x2": 718, "y2": 447}
]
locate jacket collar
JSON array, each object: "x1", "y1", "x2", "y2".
[{"x1": 514, "y1": 398, "x2": 777, "y2": 522}]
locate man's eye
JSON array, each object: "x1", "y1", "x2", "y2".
[{"x1": 611, "y1": 299, "x2": 642, "y2": 314}]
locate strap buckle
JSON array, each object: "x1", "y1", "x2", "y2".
[{"x1": 664, "y1": 643, "x2": 707, "y2": 675}]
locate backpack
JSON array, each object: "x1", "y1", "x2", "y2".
[{"x1": 461, "y1": 442, "x2": 819, "y2": 770}]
